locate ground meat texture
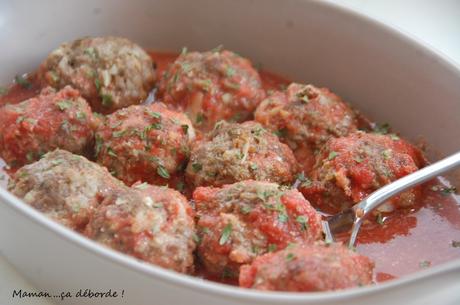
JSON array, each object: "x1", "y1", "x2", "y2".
[
  {"x1": 85, "y1": 182, "x2": 196, "y2": 273},
  {"x1": 193, "y1": 180, "x2": 322, "y2": 278},
  {"x1": 239, "y1": 243, "x2": 374, "y2": 292},
  {"x1": 7, "y1": 149, "x2": 124, "y2": 230},
  {"x1": 95, "y1": 103, "x2": 194, "y2": 187},
  {"x1": 255, "y1": 83, "x2": 358, "y2": 173},
  {"x1": 0, "y1": 86, "x2": 97, "y2": 167},
  {"x1": 186, "y1": 121, "x2": 297, "y2": 188},
  {"x1": 38, "y1": 36, "x2": 156, "y2": 113},
  {"x1": 300, "y1": 131, "x2": 426, "y2": 214},
  {"x1": 158, "y1": 48, "x2": 265, "y2": 131}
]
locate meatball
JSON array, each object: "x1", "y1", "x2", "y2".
[
  {"x1": 85, "y1": 182, "x2": 196, "y2": 273},
  {"x1": 38, "y1": 36, "x2": 156, "y2": 113},
  {"x1": 239, "y1": 243, "x2": 374, "y2": 292},
  {"x1": 194, "y1": 180, "x2": 322, "y2": 278},
  {"x1": 8, "y1": 149, "x2": 124, "y2": 230},
  {"x1": 300, "y1": 131, "x2": 426, "y2": 214},
  {"x1": 186, "y1": 121, "x2": 297, "y2": 188},
  {"x1": 95, "y1": 103, "x2": 194, "y2": 186},
  {"x1": 158, "y1": 48, "x2": 265, "y2": 131},
  {"x1": 255, "y1": 83, "x2": 358, "y2": 172},
  {"x1": 0, "y1": 86, "x2": 97, "y2": 167}
]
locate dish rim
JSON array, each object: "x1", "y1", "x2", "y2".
[{"x1": 1, "y1": 0, "x2": 460, "y2": 301}]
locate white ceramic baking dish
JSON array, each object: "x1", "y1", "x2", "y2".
[{"x1": 1, "y1": 0, "x2": 459, "y2": 304}]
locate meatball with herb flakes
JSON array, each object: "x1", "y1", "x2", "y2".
[
  {"x1": 255, "y1": 83, "x2": 358, "y2": 173},
  {"x1": 0, "y1": 86, "x2": 97, "y2": 167},
  {"x1": 38, "y1": 36, "x2": 156, "y2": 113},
  {"x1": 158, "y1": 47, "x2": 265, "y2": 131},
  {"x1": 239, "y1": 243, "x2": 374, "y2": 292},
  {"x1": 194, "y1": 180, "x2": 322, "y2": 278},
  {"x1": 8, "y1": 149, "x2": 124, "y2": 230},
  {"x1": 300, "y1": 131, "x2": 426, "y2": 214},
  {"x1": 95, "y1": 102, "x2": 194, "y2": 187},
  {"x1": 186, "y1": 121, "x2": 297, "y2": 188},
  {"x1": 85, "y1": 182, "x2": 196, "y2": 273}
]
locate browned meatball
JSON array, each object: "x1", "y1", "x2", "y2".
[
  {"x1": 8, "y1": 149, "x2": 124, "y2": 230},
  {"x1": 0, "y1": 86, "x2": 97, "y2": 167},
  {"x1": 193, "y1": 180, "x2": 323, "y2": 278},
  {"x1": 95, "y1": 103, "x2": 194, "y2": 187},
  {"x1": 239, "y1": 243, "x2": 374, "y2": 292},
  {"x1": 186, "y1": 121, "x2": 297, "y2": 188},
  {"x1": 38, "y1": 36, "x2": 156, "y2": 113},
  {"x1": 300, "y1": 131, "x2": 426, "y2": 214},
  {"x1": 85, "y1": 182, "x2": 196, "y2": 273},
  {"x1": 255, "y1": 83, "x2": 358, "y2": 173},
  {"x1": 158, "y1": 48, "x2": 265, "y2": 131}
]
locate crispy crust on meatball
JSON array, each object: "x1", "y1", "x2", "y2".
[
  {"x1": 300, "y1": 131, "x2": 426, "y2": 213},
  {"x1": 186, "y1": 121, "x2": 297, "y2": 188},
  {"x1": 8, "y1": 149, "x2": 124, "y2": 230},
  {"x1": 38, "y1": 36, "x2": 156, "y2": 113},
  {"x1": 193, "y1": 180, "x2": 322, "y2": 278},
  {"x1": 255, "y1": 83, "x2": 358, "y2": 172},
  {"x1": 239, "y1": 243, "x2": 374, "y2": 291},
  {"x1": 95, "y1": 103, "x2": 194, "y2": 186},
  {"x1": 158, "y1": 48, "x2": 265, "y2": 131},
  {"x1": 85, "y1": 182, "x2": 196, "y2": 273},
  {"x1": 0, "y1": 86, "x2": 97, "y2": 167}
]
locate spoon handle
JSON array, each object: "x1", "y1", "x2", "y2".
[{"x1": 349, "y1": 150, "x2": 460, "y2": 248}]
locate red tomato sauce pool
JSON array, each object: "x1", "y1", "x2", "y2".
[{"x1": 1, "y1": 50, "x2": 459, "y2": 285}]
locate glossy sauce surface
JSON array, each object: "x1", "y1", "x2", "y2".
[{"x1": 1, "y1": 51, "x2": 459, "y2": 285}]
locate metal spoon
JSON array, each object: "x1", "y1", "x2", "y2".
[{"x1": 324, "y1": 150, "x2": 460, "y2": 248}]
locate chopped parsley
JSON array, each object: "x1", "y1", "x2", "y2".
[
  {"x1": 157, "y1": 165, "x2": 170, "y2": 179},
  {"x1": 134, "y1": 182, "x2": 149, "y2": 190},
  {"x1": 249, "y1": 163, "x2": 258, "y2": 170},
  {"x1": 14, "y1": 75, "x2": 32, "y2": 89},
  {"x1": 374, "y1": 123, "x2": 391, "y2": 134},
  {"x1": 286, "y1": 253, "x2": 295, "y2": 261},
  {"x1": 101, "y1": 94, "x2": 113, "y2": 107},
  {"x1": 296, "y1": 91, "x2": 309, "y2": 104},
  {"x1": 273, "y1": 128, "x2": 287, "y2": 138},
  {"x1": 94, "y1": 78, "x2": 101, "y2": 91},
  {"x1": 107, "y1": 147, "x2": 117, "y2": 157},
  {"x1": 240, "y1": 205, "x2": 252, "y2": 215},
  {"x1": 382, "y1": 149, "x2": 392, "y2": 160},
  {"x1": 76, "y1": 111, "x2": 87, "y2": 121},
  {"x1": 296, "y1": 172, "x2": 312, "y2": 188},
  {"x1": 226, "y1": 66, "x2": 236, "y2": 77},
  {"x1": 112, "y1": 130, "x2": 128, "y2": 138},
  {"x1": 196, "y1": 113, "x2": 205, "y2": 125},
  {"x1": 148, "y1": 111, "x2": 162, "y2": 119},
  {"x1": 56, "y1": 99, "x2": 73, "y2": 111},
  {"x1": 192, "y1": 162, "x2": 202, "y2": 172},
  {"x1": 268, "y1": 244, "x2": 277, "y2": 252},
  {"x1": 419, "y1": 260, "x2": 431, "y2": 269},
  {"x1": 376, "y1": 213, "x2": 384, "y2": 225},
  {"x1": 390, "y1": 134, "x2": 400, "y2": 141},
  {"x1": 296, "y1": 215, "x2": 309, "y2": 231},
  {"x1": 328, "y1": 151, "x2": 338, "y2": 160},
  {"x1": 219, "y1": 223, "x2": 232, "y2": 245},
  {"x1": 431, "y1": 185, "x2": 457, "y2": 195},
  {"x1": 278, "y1": 213, "x2": 288, "y2": 223},
  {"x1": 180, "y1": 46, "x2": 188, "y2": 56},
  {"x1": 95, "y1": 134, "x2": 103, "y2": 156},
  {"x1": 192, "y1": 233, "x2": 201, "y2": 244},
  {"x1": 354, "y1": 156, "x2": 364, "y2": 163}
]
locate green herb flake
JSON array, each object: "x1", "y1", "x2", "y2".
[
  {"x1": 26, "y1": 151, "x2": 35, "y2": 162},
  {"x1": 278, "y1": 213, "x2": 288, "y2": 223},
  {"x1": 354, "y1": 156, "x2": 364, "y2": 163},
  {"x1": 211, "y1": 45, "x2": 223, "y2": 53},
  {"x1": 192, "y1": 233, "x2": 201, "y2": 245},
  {"x1": 84, "y1": 47, "x2": 98, "y2": 59},
  {"x1": 441, "y1": 186, "x2": 457, "y2": 195},
  {"x1": 240, "y1": 205, "x2": 252, "y2": 215},
  {"x1": 16, "y1": 116, "x2": 26, "y2": 124},
  {"x1": 94, "y1": 78, "x2": 101, "y2": 91},
  {"x1": 268, "y1": 244, "x2": 277, "y2": 252},
  {"x1": 328, "y1": 151, "x2": 338, "y2": 161},
  {"x1": 192, "y1": 162, "x2": 203, "y2": 172},
  {"x1": 107, "y1": 147, "x2": 117, "y2": 158},
  {"x1": 382, "y1": 149, "x2": 392, "y2": 160},
  {"x1": 56, "y1": 99, "x2": 73, "y2": 111},
  {"x1": 157, "y1": 165, "x2": 170, "y2": 179},
  {"x1": 419, "y1": 260, "x2": 431, "y2": 269},
  {"x1": 76, "y1": 111, "x2": 86, "y2": 121},
  {"x1": 296, "y1": 215, "x2": 309, "y2": 231},
  {"x1": 219, "y1": 223, "x2": 232, "y2": 245},
  {"x1": 221, "y1": 267, "x2": 234, "y2": 280},
  {"x1": 273, "y1": 128, "x2": 287, "y2": 138},
  {"x1": 196, "y1": 113, "x2": 205, "y2": 125},
  {"x1": 176, "y1": 181, "x2": 185, "y2": 192},
  {"x1": 112, "y1": 130, "x2": 127, "y2": 138},
  {"x1": 376, "y1": 213, "x2": 384, "y2": 225},
  {"x1": 226, "y1": 66, "x2": 236, "y2": 77},
  {"x1": 148, "y1": 111, "x2": 162, "y2": 119},
  {"x1": 181, "y1": 124, "x2": 189, "y2": 134},
  {"x1": 95, "y1": 134, "x2": 103, "y2": 157},
  {"x1": 134, "y1": 182, "x2": 149, "y2": 190},
  {"x1": 14, "y1": 75, "x2": 32, "y2": 89},
  {"x1": 180, "y1": 46, "x2": 188, "y2": 56},
  {"x1": 250, "y1": 163, "x2": 258, "y2": 170},
  {"x1": 374, "y1": 123, "x2": 390, "y2": 134},
  {"x1": 390, "y1": 134, "x2": 400, "y2": 141},
  {"x1": 286, "y1": 253, "x2": 295, "y2": 261},
  {"x1": 101, "y1": 94, "x2": 113, "y2": 108}
]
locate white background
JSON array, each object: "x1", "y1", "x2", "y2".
[{"x1": 1, "y1": 1, "x2": 459, "y2": 304}]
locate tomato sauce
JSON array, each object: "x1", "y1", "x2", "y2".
[{"x1": 1, "y1": 50, "x2": 459, "y2": 285}]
